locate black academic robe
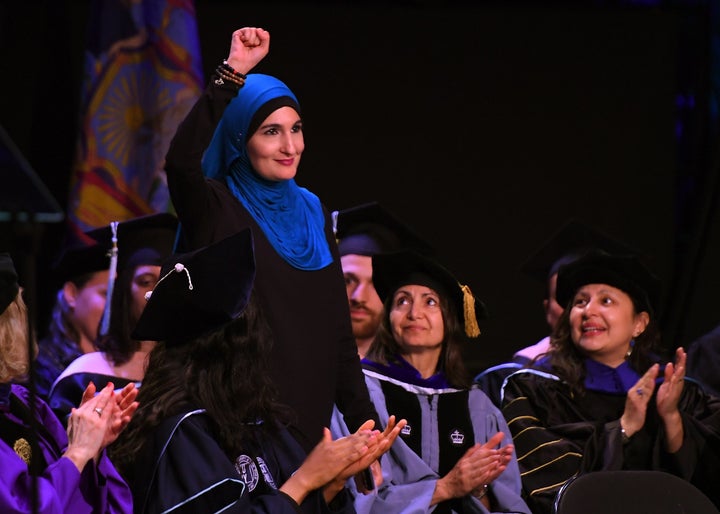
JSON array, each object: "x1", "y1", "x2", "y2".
[
  {"x1": 687, "y1": 323, "x2": 720, "y2": 397},
  {"x1": 164, "y1": 78, "x2": 377, "y2": 451},
  {"x1": 129, "y1": 409, "x2": 355, "y2": 514},
  {"x1": 501, "y1": 368, "x2": 720, "y2": 514},
  {"x1": 48, "y1": 372, "x2": 138, "y2": 427}
]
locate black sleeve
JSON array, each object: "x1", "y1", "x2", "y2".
[
  {"x1": 165, "y1": 78, "x2": 240, "y2": 250},
  {"x1": 136, "y1": 414, "x2": 303, "y2": 514}
]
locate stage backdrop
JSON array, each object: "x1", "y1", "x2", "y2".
[{"x1": 2, "y1": 1, "x2": 716, "y2": 374}]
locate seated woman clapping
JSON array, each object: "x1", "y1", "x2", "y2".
[
  {"x1": 332, "y1": 249, "x2": 530, "y2": 513},
  {"x1": 501, "y1": 249, "x2": 720, "y2": 513},
  {"x1": 0, "y1": 253, "x2": 137, "y2": 514},
  {"x1": 111, "y1": 229, "x2": 405, "y2": 513}
]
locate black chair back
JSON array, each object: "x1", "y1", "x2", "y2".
[{"x1": 554, "y1": 470, "x2": 719, "y2": 514}]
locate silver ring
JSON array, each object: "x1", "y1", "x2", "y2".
[
  {"x1": 94, "y1": 407, "x2": 103, "y2": 417},
  {"x1": 636, "y1": 388, "x2": 643, "y2": 397}
]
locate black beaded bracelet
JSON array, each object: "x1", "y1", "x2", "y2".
[
  {"x1": 222, "y1": 60, "x2": 247, "y2": 80},
  {"x1": 214, "y1": 66, "x2": 245, "y2": 87}
]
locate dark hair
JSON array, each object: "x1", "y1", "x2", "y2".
[
  {"x1": 546, "y1": 294, "x2": 661, "y2": 396},
  {"x1": 366, "y1": 290, "x2": 471, "y2": 389},
  {"x1": 111, "y1": 292, "x2": 289, "y2": 475},
  {"x1": 34, "y1": 277, "x2": 99, "y2": 397},
  {"x1": 95, "y1": 265, "x2": 141, "y2": 366},
  {"x1": 43, "y1": 271, "x2": 101, "y2": 352}
]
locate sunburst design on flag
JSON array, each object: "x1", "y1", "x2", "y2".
[{"x1": 67, "y1": 0, "x2": 202, "y2": 238}]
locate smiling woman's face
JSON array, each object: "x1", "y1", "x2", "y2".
[
  {"x1": 569, "y1": 283, "x2": 649, "y2": 367},
  {"x1": 246, "y1": 106, "x2": 304, "y2": 182}
]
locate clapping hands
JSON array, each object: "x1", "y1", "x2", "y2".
[
  {"x1": 64, "y1": 381, "x2": 139, "y2": 472},
  {"x1": 621, "y1": 347, "x2": 686, "y2": 452},
  {"x1": 280, "y1": 415, "x2": 407, "y2": 505},
  {"x1": 433, "y1": 431, "x2": 513, "y2": 506}
]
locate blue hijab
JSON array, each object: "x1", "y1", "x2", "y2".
[{"x1": 202, "y1": 74, "x2": 332, "y2": 271}]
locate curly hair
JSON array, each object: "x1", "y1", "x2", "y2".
[
  {"x1": 366, "y1": 291, "x2": 471, "y2": 389},
  {"x1": 546, "y1": 296, "x2": 661, "y2": 396},
  {"x1": 0, "y1": 293, "x2": 35, "y2": 383},
  {"x1": 111, "y1": 292, "x2": 290, "y2": 476}
]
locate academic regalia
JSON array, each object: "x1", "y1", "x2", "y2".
[
  {"x1": 33, "y1": 336, "x2": 83, "y2": 401},
  {"x1": 333, "y1": 201, "x2": 434, "y2": 258},
  {"x1": 45, "y1": 214, "x2": 177, "y2": 427},
  {"x1": 0, "y1": 383, "x2": 133, "y2": 514},
  {"x1": 473, "y1": 362, "x2": 523, "y2": 409},
  {"x1": 501, "y1": 362, "x2": 720, "y2": 514},
  {"x1": 48, "y1": 370, "x2": 138, "y2": 427},
  {"x1": 164, "y1": 75, "x2": 377, "y2": 452},
  {"x1": 687, "y1": 323, "x2": 720, "y2": 398},
  {"x1": 129, "y1": 409, "x2": 354, "y2": 514},
  {"x1": 330, "y1": 359, "x2": 530, "y2": 514},
  {"x1": 32, "y1": 240, "x2": 111, "y2": 401}
]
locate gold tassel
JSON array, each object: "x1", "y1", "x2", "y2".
[
  {"x1": 13, "y1": 438, "x2": 31, "y2": 465},
  {"x1": 461, "y1": 284, "x2": 481, "y2": 338}
]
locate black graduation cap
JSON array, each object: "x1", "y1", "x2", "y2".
[
  {"x1": 520, "y1": 219, "x2": 635, "y2": 283},
  {"x1": 372, "y1": 250, "x2": 486, "y2": 338},
  {"x1": 88, "y1": 212, "x2": 178, "y2": 336},
  {"x1": 86, "y1": 212, "x2": 179, "y2": 274},
  {"x1": 333, "y1": 201, "x2": 433, "y2": 257},
  {"x1": 555, "y1": 249, "x2": 662, "y2": 316},
  {"x1": 51, "y1": 241, "x2": 110, "y2": 284},
  {"x1": 132, "y1": 229, "x2": 256, "y2": 345},
  {"x1": 0, "y1": 253, "x2": 19, "y2": 314}
]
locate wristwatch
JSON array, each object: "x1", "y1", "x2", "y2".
[
  {"x1": 473, "y1": 484, "x2": 489, "y2": 500},
  {"x1": 620, "y1": 426, "x2": 631, "y2": 445}
]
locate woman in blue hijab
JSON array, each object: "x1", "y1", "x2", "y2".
[{"x1": 164, "y1": 26, "x2": 378, "y2": 456}]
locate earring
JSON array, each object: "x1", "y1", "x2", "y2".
[{"x1": 626, "y1": 338, "x2": 636, "y2": 359}]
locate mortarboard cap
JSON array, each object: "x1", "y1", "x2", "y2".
[
  {"x1": 333, "y1": 201, "x2": 433, "y2": 257},
  {"x1": 132, "y1": 229, "x2": 256, "y2": 345},
  {"x1": 372, "y1": 250, "x2": 487, "y2": 338},
  {"x1": 86, "y1": 212, "x2": 179, "y2": 273},
  {"x1": 555, "y1": 249, "x2": 662, "y2": 316},
  {"x1": 89, "y1": 212, "x2": 179, "y2": 336},
  {"x1": 51, "y1": 241, "x2": 109, "y2": 284},
  {"x1": 0, "y1": 253, "x2": 19, "y2": 315},
  {"x1": 520, "y1": 219, "x2": 635, "y2": 282}
]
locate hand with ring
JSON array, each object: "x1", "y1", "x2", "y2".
[
  {"x1": 621, "y1": 363, "x2": 659, "y2": 439},
  {"x1": 79, "y1": 380, "x2": 140, "y2": 448},
  {"x1": 64, "y1": 382, "x2": 116, "y2": 472}
]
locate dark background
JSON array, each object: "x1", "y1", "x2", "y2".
[{"x1": 1, "y1": 1, "x2": 718, "y2": 375}]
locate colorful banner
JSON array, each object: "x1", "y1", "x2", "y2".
[{"x1": 67, "y1": 0, "x2": 203, "y2": 239}]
